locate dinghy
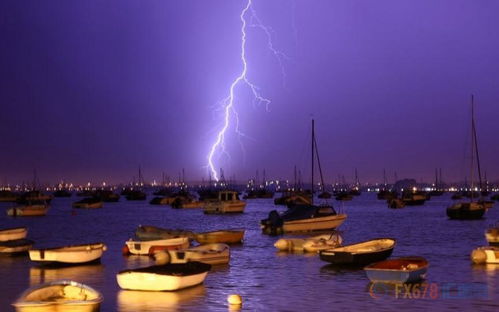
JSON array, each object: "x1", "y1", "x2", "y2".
[
  {"x1": 471, "y1": 246, "x2": 499, "y2": 264},
  {"x1": 124, "y1": 237, "x2": 190, "y2": 256},
  {"x1": 116, "y1": 261, "x2": 211, "y2": 291},
  {"x1": 12, "y1": 280, "x2": 102, "y2": 312},
  {"x1": 319, "y1": 238, "x2": 396, "y2": 265},
  {"x1": 364, "y1": 257, "x2": 429, "y2": 283},
  {"x1": 72, "y1": 197, "x2": 103, "y2": 209},
  {"x1": 274, "y1": 233, "x2": 342, "y2": 252},
  {"x1": 7, "y1": 204, "x2": 49, "y2": 217},
  {"x1": 194, "y1": 229, "x2": 245, "y2": 244},
  {"x1": 486, "y1": 224, "x2": 499, "y2": 246},
  {"x1": 0, "y1": 239, "x2": 34, "y2": 254},
  {"x1": 0, "y1": 227, "x2": 27, "y2": 241},
  {"x1": 157, "y1": 243, "x2": 230, "y2": 265},
  {"x1": 135, "y1": 225, "x2": 194, "y2": 241},
  {"x1": 29, "y1": 243, "x2": 106, "y2": 264}
]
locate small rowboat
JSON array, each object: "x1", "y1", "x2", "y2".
[
  {"x1": 274, "y1": 233, "x2": 342, "y2": 252},
  {"x1": 12, "y1": 280, "x2": 102, "y2": 312},
  {"x1": 486, "y1": 225, "x2": 499, "y2": 246},
  {"x1": 157, "y1": 243, "x2": 230, "y2": 265},
  {"x1": 117, "y1": 261, "x2": 211, "y2": 291},
  {"x1": 194, "y1": 229, "x2": 245, "y2": 244},
  {"x1": 0, "y1": 227, "x2": 27, "y2": 241},
  {"x1": 29, "y1": 243, "x2": 107, "y2": 264},
  {"x1": 135, "y1": 225, "x2": 194, "y2": 241},
  {"x1": 364, "y1": 257, "x2": 429, "y2": 283},
  {"x1": 471, "y1": 246, "x2": 499, "y2": 264},
  {"x1": 320, "y1": 238, "x2": 396, "y2": 265},
  {"x1": 0, "y1": 239, "x2": 34, "y2": 254},
  {"x1": 72, "y1": 197, "x2": 103, "y2": 209},
  {"x1": 124, "y1": 237, "x2": 190, "y2": 256},
  {"x1": 7, "y1": 204, "x2": 49, "y2": 217}
]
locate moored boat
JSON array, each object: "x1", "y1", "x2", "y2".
[
  {"x1": 446, "y1": 202, "x2": 485, "y2": 220},
  {"x1": 135, "y1": 225, "x2": 194, "y2": 241},
  {"x1": 7, "y1": 203, "x2": 49, "y2": 217},
  {"x1": 471, "y1": 246, "x2": 499, "y2": 264},
  {"x1": 12, "y1": 280, "x2": 102, "y2": 312},
  {"x1": 157, "y1": 243, "x2": 230, "y2": 265},
  {"x1": 274, "y1": 233, "x2": 342, "y2": 252},
  {"x1": 149, "y1": 196, "x2": 174, "y2": 205},
  {"x1": 261, "y1": 205, "x2": 347, "y2": 235},
  {"x1": 29, "y1": 243, "x2": 106, "y2": 264},
  {"x1": 364, "y1": 256, "x2": 429, "y2": 283},
  {"x1": 0, "y1": 227, "x2": 28, "y2": 241},
  {"x1": 116, "y1": 261, "x2": 211, "y2": 291},
  {"x1": 0, "y1": 239, "x2": 34, "y2": 254},
  {"x1": 72, "y1": 197, "x2": 103, "y2": 209},
  {"x1": 193, "y1": 229, "x2": 245, "y2": 244},
  {"x1": 203, "y1": 191, "x2": 246, "y2": 214},
  {"x1": 124, "y1": 237, "x2": 190, "y2": 256},
  {"x1": 486, "y1": 224, "x2": 499, "y2": 246},
  {"x1": 319, "y1": 238, "x2": 396, "y2": 265},
  {"x1": 387, "y1": 198, "x2": 405, "y2": 209},
  {"x1": 479, "y1": 200, "x2": 495, "y2": 209}
]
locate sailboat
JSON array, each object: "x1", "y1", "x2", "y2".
[
  {"x1": 260, "y1": 119, "x2": 347, "y2": 235},
  {"x1": 446, "y1": 95, "x2": 486, "y2": 220}
]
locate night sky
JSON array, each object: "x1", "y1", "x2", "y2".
[{"x1": 1, "y1": 0, "x2": 498, "y2": 185}]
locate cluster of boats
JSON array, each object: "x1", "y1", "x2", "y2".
[{"x1": 471, "y1": 223, "x2": 499, "y2": 265}]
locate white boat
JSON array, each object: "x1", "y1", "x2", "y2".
[
  {"x1": 0, "y1": 227, "x2": 27, "y2": 241},
  {"x1": 471, "y1": 246, "x2": 499, "y2": 264},
  {"x1": 0, "y1": 239, "x2": 34, "y2": 254},
  {"x1": 7, "y1": 204, "x2": 49, "y2": 217},
  {"x1": 29, "y1": 243, "x2": 107, "y2": 264},
  {"x1": 116, "y1": 262, "x2": 211, "y2": 291},
  {"x1": 124, "y1": 237, "x2": 190, "y2": 256},
  {"x1": 203, "y1": 191, "x2": 246, "y2": 214},
  {"x1": 274, "y1": 233, "x2": 343, "y2": 252},
  {"x1": 158, "y1": 243, "x2": 230, "y2": 265},
  {"x1": 261, "y1": 205, "x2": 347, "y2": 234},
  {"x1": 12, "y1": 280, "x2": 102, "y2": 312},
  {"x1": 117, "y1": 285, "x2": 205, "y2": 311}
]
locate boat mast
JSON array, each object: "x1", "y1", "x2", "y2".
[
  {"x1": 470, "y1": 95, "x2": 474, "y2": 202},
  {"x1": 311, "y1": 119, "x2": 315, "y2": 202},
  {"x1": 472, "y1": 95, "x2": 483, "y2": 197}
]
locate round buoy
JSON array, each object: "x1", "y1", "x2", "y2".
[
  {"x1": 471, "y1": 248, "x2": 487, "y2": 264},
  {"x1": 227, "y1": 294, "x2": 243, "y2": 305},
  {"x1": 154, "y1": 250, "x2": 170, "y2": 265},
  {"x1": 121, "y1": 245, "x2": 130, "y2": 255}
]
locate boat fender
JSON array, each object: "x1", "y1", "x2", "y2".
[
  {"x1": 471, "y1": 248, "x2": 487, "y2": 264},
  {"x1": 227, "y1": 294, "x2": 243, "y2": 306},
  {"x1": 121, "y1": 245, "x2": 130, "y2": 255}
]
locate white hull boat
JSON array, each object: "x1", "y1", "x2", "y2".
[
  {"x1": 0, "y1": 239, "x2": 34, "y2": 254},
  {"x1": 12, "y1": 280, "x2": 102, "y2": 312},
  {"x1": 0, "y1": 227, "x2": 28, "y2": 241},
  {"x1": 274, "y1": 233, "x2": 343, "y2": 252},
  {"x1": 159, "y1": 243, "x2": 230, "y2": 265},
  {"x1": 125, "y1": 237, "x2": 190, "y2": 256},
  {"x1": 29, "y1": 243, "x2": 106, "y2": 264},
  {"x1": 471, "y1": 246, "x2": 499, "y2": 264},
  {"x1": 7, "y1": 205, "x2": 48, "y2": 217},
  {"x1": 117, "y1": 262, "x2": 211, "y2": 291}
]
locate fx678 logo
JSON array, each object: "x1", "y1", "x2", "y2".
[{"x1": 369, "y1": 282, "x2": 487, "y2": 299}]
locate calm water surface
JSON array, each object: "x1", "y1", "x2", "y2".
[{"x1": 1, "y1": 193, "x2": 498, "y2": 311}]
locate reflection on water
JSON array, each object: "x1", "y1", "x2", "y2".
[
  {"x1": 117, "y1": 285, "x2": 206, "y2": 312},
  {"x1": 123, "y1": 255, "x2": 155, "y2": 269},
  {"x1": 29, "y1": 263, "x2": 104, "y2": 286}
]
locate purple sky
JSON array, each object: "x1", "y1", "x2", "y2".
[{"x1": 1, "y1": 0, "x2": 498, "y2": 185}]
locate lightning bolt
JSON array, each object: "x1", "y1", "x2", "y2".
[{"x1": 207, "y1": 0, "x2": 287, "y2": 181}]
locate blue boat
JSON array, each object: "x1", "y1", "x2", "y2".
[{"x1": 364, "y1": 256, "x2": 428, "y2": 283}]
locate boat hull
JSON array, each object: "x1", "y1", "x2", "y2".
[
  {"x1": 116, "y1": 262, "x2": 211, "y2": 291},
  {"x1": 364, "y1": 257, "x2": 428, "y2": 283},
  {"x1": 204, "y1": 201, "x2": 246, "y2": 214},
  {"x1": 12, "y1": 280, "x2": 102, "y2": 312},
  {"x1": 446, "y1": 203, "x2": 485, "y2": 220},
  {"x1": 125, "y1": 238, "x2": 190, "y2": 256},
  {"x1": 194, "y1": 230, "x2": 244, "y2": 244},
  {"x1": 7, "y1": 205, "x2": 48, "y2": 217},
  {"x1": 166, "y1": 244, "x2": 230, "y2": 265},
  {"x1": 0, "y1": 239, "x2": 34, "y2": 254},
  {"x1": 0, "y1": 227, "x2": 28, "y2": 241},
  {"x1": 29, "y1": 243, "x2": 106, "y2": 264},
  {"x1": 320, "y1": 238, "x2": 396, "y2": 265},
  {"x1": 471, "y1": 247, "x2": 499, "y2": 264},
  {"x1": 72, "y1": 202, "x2": 103, "y2": 209},
  {"x1": 282, "y1": 214, "x2": 347, "y2": 233}
]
